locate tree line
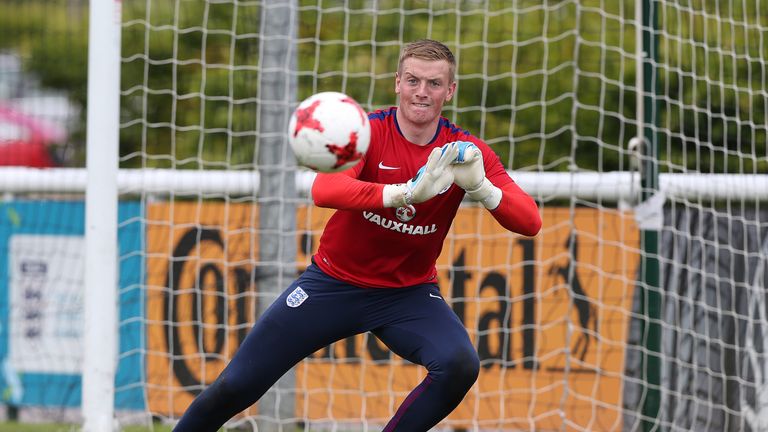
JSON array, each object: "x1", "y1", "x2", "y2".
[{"x1": 1, "y1": 0, "x2": 765, "y2": 173}]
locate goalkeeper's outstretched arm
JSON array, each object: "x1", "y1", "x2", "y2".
[
  {"x1": 489, "y1": 181, "x2": 542, "y2": 236},
  {"x1": 450, "y1": 141, "x2": 541, "y2": 236},
  {"x1": 311, "y1": 168, "x2": 387, "y2": 210}
]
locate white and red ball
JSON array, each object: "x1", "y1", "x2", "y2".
[{"x1": 288, "y1": 91, "x2": 370, "y2": 173}]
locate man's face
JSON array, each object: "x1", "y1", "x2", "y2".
[{"x1": 395, "y1": 57, "x2": 456, "y2": 127}]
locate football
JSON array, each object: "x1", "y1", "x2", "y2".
[{"x1": 288, "y1": 91, "x2": 371, "y2": 173}]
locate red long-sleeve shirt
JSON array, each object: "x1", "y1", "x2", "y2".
[{"x1": 311, "y1": 107, "x2": 541, "y2": 288}]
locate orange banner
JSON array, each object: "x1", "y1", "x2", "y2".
[
  {"x1": 146, "y1": 203, "x2": 639, "y2": 430},
  {"x1": 145, "y1": 202, "x2": 261, "y2": 417}
]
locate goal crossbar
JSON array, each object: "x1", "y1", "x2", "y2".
[{"x1": 2, "y1": 167, "x2": 766, "y2": 201}]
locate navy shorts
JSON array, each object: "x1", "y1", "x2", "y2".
[{"x1": 251, "y1": 262, "x2": 473, "y2": 372}]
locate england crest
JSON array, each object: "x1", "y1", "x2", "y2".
[{"x1": 286, "y1": 286, "x2": 309, "y2": 308}]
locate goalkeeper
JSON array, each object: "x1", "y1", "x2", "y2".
[{"x1": 174, "y1": 39, "x2": 541, "y2": 432}]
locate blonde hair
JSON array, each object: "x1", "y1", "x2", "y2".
[{"x1": 398, "y1": 39, "x2": 456, "y2": 83}]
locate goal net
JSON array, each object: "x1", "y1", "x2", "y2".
[{"x1": 1, "y1": 0, "x2": 767, "y2": 431}]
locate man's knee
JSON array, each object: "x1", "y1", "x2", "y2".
[
  {"x1": 435, "y1": 346, "x2": 480, "y2": 389},
  {"x1": 204, "y1": 369, "x2": 250, "y2": 406},
  {"x1": 453, "y1": 347, "x2": 480, "y2": 384}
]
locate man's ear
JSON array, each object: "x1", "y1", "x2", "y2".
[
  {"x1": 444, "y1": 81, "x2": 457, "y2": 102},
  {"x1": 394, "y1": 72, "x2": 401, "y2": 95}
]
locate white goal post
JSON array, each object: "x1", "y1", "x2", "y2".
[{"x1": 81, "y1": 0, "x2": 121, "y2": 431}]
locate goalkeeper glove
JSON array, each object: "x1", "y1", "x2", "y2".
[
  {"x1": 383, "y1": 142, "x2": 459, "y2": 208},
  {"x1": 450, "y1": 141, "x2": 502, "y2": 210}
]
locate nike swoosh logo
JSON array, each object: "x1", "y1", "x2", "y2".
[
  {"x1": 378, "y1": 162, "x2": 400, "y2": 170},
  {"x1": 429, "y1": 293, "x2": 443, "y2": 300}
]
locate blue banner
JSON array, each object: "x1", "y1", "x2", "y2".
[{"x1": 0, "y1": 201, "x2": 144, "y2": 409}]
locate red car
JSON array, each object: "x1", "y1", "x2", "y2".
[{"x1": 0, "y1": 104, "x2": 64, "y2": 167}]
